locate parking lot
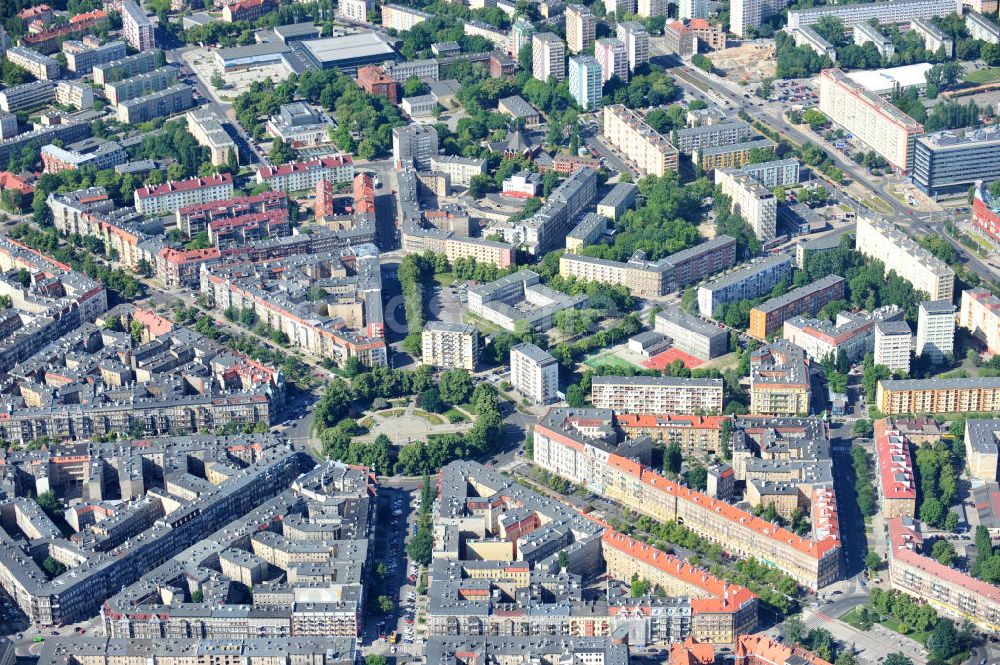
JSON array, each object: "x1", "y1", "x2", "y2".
[
  {"x1": 372, "y1": 488, "x2": 425, "y2": 654},
  {"x1": 769, "y1": 79, "x2": 819, "y2": 106}
]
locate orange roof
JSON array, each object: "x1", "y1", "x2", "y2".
[
  {"x1": 133, "y1": 307, "x2": 173, "y2": 338},
  {"x1": 616, "y1": 413, "x2": 728, "y2": 430},
  {"x1": 736, "y1": 634, "x2": 832, "y2": 665},
  {"x1": 603, "y1": 530, "x2": 757, "y2": 613},
  {"x1": 669, "y1": 637, "x2": 715, "y2": 665},
  {"x1": 874, "y1": 419, "x2": 916, "y2": 502},
  {"x1": 607, "y1": 451, "x2": 839, "y2": 559},
  {"x1": 0, "y1": 172, "x2": 34, "y2": 195}
]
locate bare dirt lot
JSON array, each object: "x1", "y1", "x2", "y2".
[{"x1": 710, "y1": 42, "x2": 777, "y2": 83}]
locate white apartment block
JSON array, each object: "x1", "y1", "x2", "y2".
[
  {"x1": 793, "y1": 27, "x2": 837, "y2": 61},
  {"x1": 638, "y1": 0, "x2": 667, "y2": 17},
  {"x1": 616, "y1": 22, "x2": 649, "y2": 71},
  {"x1": 604, "y1": 0, "x2": 637, "y2": 16},
  {"x1": 422, "y1": 322, "x2": 479, "y2": 370},
  {"x1": 731, "y1": 0, "x2": 761, "y2": 37},
  {"x1": 910, "y1": 18, "x2": 953, "y2": 57},
  {"x1": 603, "y1": 104, "x2": 679, "y2": 177},
  {"x1": 787, "y1": 0, "x2": 962, "y2": 30},
  {"x1": 510, "y1": 342, "x2": 559, "y2": 404},
  {"x1": 916, "y1": 299, "x2": 955, "y2": 362},
  {"x1": 121, "y1": 0, "x2": 155, "y2": 52},
  {"x1": 565, "y1": 4, "x2": 596, "y2": 53},
  {"x1": 533, "y1": 32, "x2": 566, "y2": 81},
  {"x1": 959, "y1": 288, "x2": 1000, "y2": 355},
  {"x1": 853, "y1": 22, "x2": 895, "y2": 58},
  {"x1": 714, "y1": 169, "x2": 776, "y2": 242},
  {"x1": 679, "y1": 0, "x2": 708, "y2": 18},
  {"x1": 966, "y1": 11, "x2": 1000, "y2": 44},
  {"x1": 855, "y1": 214, "x2": 955, "y2": 302},
  {"x1": 591, "y1": 376, "x2": 724, "y2": 414},
  {"x1": 875, "y1": 321, "x2": 912, "y2": 374},
  {"x1": 6, "y1": 46, "x2": 59, "y2": 80},
  {"x1": 569, "y1": 55, "x2": 602, "y2": 111},
  {"x1": 819, "y1": 68, "x2": 924, "y2": 174},
  {"x1": 429, "y1": 156, "x2": 486, "y2": 187},
  {"x1": 187, "y1": 108, "x2": 237, "y2": 167},
  {"x1": 54, "y1": 81, "x2": 94, "y2": 111},
  {"x1": 338, "y1": 0, "x2": 372, "y2": 22},
  {"x1": 381, "y1": 4, "x2": 432, "y2": 31},
  {"x1": 595, "y1": 38, "x2": 628, "y2": 82},
  {"x1": 134, "y1": 174, "x2": 235, "y2": 216},
  {"x1": 256, "y1": 156, "x2": 354, "y2": 193},
  {"x1": 393, "y1": 124, "x2": 438, "y2": 170}
]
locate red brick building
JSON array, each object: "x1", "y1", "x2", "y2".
[{"x1": 357, "y1": 65, "x2": 399, "y2": 105}]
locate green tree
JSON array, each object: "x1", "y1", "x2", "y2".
[
  {"x1": 784, "y1": 615, "x2": 805, "y2": 645},
  {"x1": 865, "y1": 551, "x2": 881, "y2": 573},
  {"x1": 931, "y1": 539, "x2": 957, "y2": 566},
  {"x1": 378, "y1": 595, "x2": 394, "y2": 613},
  {"x1": 440, "y1": 369, "x2": 473, "y2": 404},
  {"x1": 687, "y1": 464, "x2": 708, "y2": 491},
  {"x1": 366, "y1": 656, "x2": 388, "y2": 665},
  {"x1": 630, "y1": 575, "x2": 651, "y2": 597},
  {"x1": 407, "y1": 527, "x2": 433, "y2": 564},
  {"x1": 268, "y1": 138, "x2": 296, "y2": 164},
  {"x1": 419, "y1": 386, "x2": 444, "y2": 413},
  {"x1": 35, "y1": 491, "x2": 62, "y2": 519},
  {"x1": 665, "y1": 442, "x2": 683, "y2": 474}
]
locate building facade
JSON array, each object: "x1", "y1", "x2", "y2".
[
  {"x1": 855, "y1": 214, "x2": 954, "y2": 301},
  {"x1": 960, "y1": 288, "x2": 1000, "y2": 354},
  {"x1": 874, "y1": 320, "x2": 912, "y2": 374},
  {"x1": 510, "y1": 342, "x2": 559, "y2": 404},
  {"x1": 120, "y1": 0, "x2": 154, "y2": 52},
  {"x1": 565, "y1": 4, "x2": 596, "y2": 52},
  {"x1": 533, "y1": 32, "x2": 566, "y2": 81},
  {"x1": 715, "y1": 168, "x2": 776, "y2": 242},
  {"x1": 591, "y1": 376, "x2": 724, "y2": 414},
  {"x1": 569, "y1": 55, "x2": 602, "y2": 111},
  {"x1": 876, "y1": 377, "x2": 1000, "y2": 415},
  {"x1": 422, "y1": 322, "x2": 479, "y2": 370},
  {"x1": 603, "y1": 104, "x2": 680, "y2": 177},
  {"x1": 916, "y1": 299, "x2": 955, "y2": 362},
  {"x1": 595, "y1": 38, "x2": 628, "y2": 82},
  {"x1": 912, "y1": 127, "x2": 1000, "y2": 196}
]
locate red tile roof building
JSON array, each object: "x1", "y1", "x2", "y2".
[
  {"x1": 175, "y1": 191, "x2": 288, "y2": 236},
  {"x1": 356, "y1": 65, "x2": 399, "y2": 105},
  {"x1": 222, "y1": 0, "x2": 278, "y2": 22},
  {"x1": 256, "y1": 155, "x2": 354, "y2": 193},
  {"x1": 616, "y1": 414, "x2": 729, "y2": 458},
  {"x1": 603, "y1": 530, "x2": 759, "y2": 644},
  {"x1": 533, "y1": 410, "x2": 841, "y2": 590},
  {"x1": 668, "y1": 637, "x2": 716, "y2": 665},
  {"x1": 874, "y1": 419, "x2": 917, "y2": 519},
  {"x1": 886, "y1": 516, "x2": 1000, "y2": 632},
  {"x1": 21, "y1": 10, "x2": 107, "y2": 53},
  {"x1": 134, "y1": 174, "x2": 235, "y2": 216},
  {"x1": 735, "y1": 634, "x2": 833, "y2": 665}
]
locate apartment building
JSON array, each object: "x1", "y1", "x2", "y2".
[
  {"x1": 664, "y1": 18, "x2": 725, "y2": 58},
  {"x1": 256, "y1": 155, "x2": 354, "y2": 193},
  {"x1": 876, "y1": 377, "x2": 1000, "y2": 415},
  {"x1": 698, "y1": 253, "x2": 795, "y2": 317},
  {"x1": 120, "y1": 0, "x2": 154, "y2": 51},
  {"x1": 741, "y1": 157, "x2": 800, "y2": 188},
  {"x1": 886, "y1": 516, "x2": 1000, "y2": 632},
  {"x1": 591, "y1": 375, "x2": 724, "y2": 414},
  {"x1": 422, "y1": 322, "x2": 479, "y2": 370},
  {"x1": 783, "y1": 305, "x2": 903, "y2": 363},
  {"x1": 5, "y1": 46, "x2": 59, "y2": 79},
  {"x1": 223, "y1": 0, "x2": 278, "y2": 22},
  {"x1": 675, "y1": 121, "x2": 752, "y2": 153},
  {"x1": 973, "y1": 182, "x2": 1000, "y2": 244},
  {"x1": 569, "y1": 55, "x2": 602, "y2": 111},
  {"x1": 793, "y1": 26, "x2": 837, "y2": 61},
  {"x1": 41, "y1": 138, "x2": 127, "y2": 173},
  {"x1": 0, "y1": 80, "x2": 54, "y2": 113},
  {"x1": 912, "y1": 127, "x2": 1000, "y2": 196},
  {"x1": 616, "y1": 22, "x2": 649, "y2": 71},
  {"x1": 855, "y1": 214, "x2": 954, "y2": 301},
  {"x1": 679, "y1": 0, "x2": 709, "y2": 17},
  {"x1": 560, "y1": 235, "x2": 736, "y2": 297},
  {"x1": 749, "y1": 275, "x2": 846, "y2": 340},
  {"x1": 605, "y1": 0, "x2": 638, "y2": 15},
  {"x1": 596, "y1": 182, "x2": 638, "y2": 221},
  {"x1": 654, "y1": 304, "x2": 728, "y2": 360},
  {"x1": 748, "y1": 341, "x2": 811, "y2": 416},
  {"x1": 616, "y1": 414, "x2": 727, "y2": 458},
  {"x1": 595, "y1": 38, "x2": 628, "y2": 82},
  {"x1": 393, "y1": 124, "x2": 438, "y2": 169},
  {"x1": 54, "y1": 80, "x2": 94, "y2": 110},
  {"x1": 602, "y1": 532, "x2": 758, "y2": 644},
  {"x1": 381, "y1": 3, "x2": 432, "y2": 30},
  {"x1": 425, "y1": 155, "x2": 482, "y2": 187},
  {"x1": 731, "y1": 0, "x2": 787, "y2": 37},
  {"x1": 339, "y1": 0, "x2": 371, "y2": 22},
  {"x1": 534, "y1": 412, "x2": 841, "y2": 589},
  {"x1": 510, "y1": 342, "x2": 559, "y2": 404},
  {"x1": 533, "y1": 32, "x2": 566, "y2": 81},
  {"x1": 695, "y1": 137, "x2": 776, "y2": 172},
  {"x1": 853, "y1": 22, "x2": 894, "y2": 58},
  {"x1": 960, "y1": 287, "x2": 1000, "y2": 354},
  {"x1": 116, "y1": 84, "x2": 193, "y2": 124},
  {"x1": 910, "y1": 18, "x2": 953, "y2": 57},
  {"x1": 104, "y1": 67, "x2": 178, "y2": 105},
  {"x1": 176, "y1": 191, "x2": 287, "y2": 236},
  {"x1": 603, "y1": 104, "x2": 680, "y2": 176},
  {"x1": 92, "y1": 50, "x2": 157, "y2": 86},
  {"x1": 874, "y1": 320, "x2": 912, "y2": 373},
  {"x1": 63, "y1": 39, "x2": 126, "y2": 74},
  {"x1": 565, "y1": 4, "x2": 596, "y2": 52},
  {"x1": 639, "y1": 0, "x2": 667, "y2": 16},
  {"x1": 187, "y1": 108, "x2": 237, "y2": 167},
  {"x1": 467, "y1": 269, "x2": 586, "y2": 332},
  {"x1": 715, "y1": 169, "x2": 777, "y2": 242},
  {"x1": 916, "y1": 299, "x2": 955, "y2": 362},
  {"x1": 874, "y1": 419, "x2": 917, "y2": 518},
  {"x1": 965, "y1": 419, "x2": 1000, "y2": 482},
  {"x1": 819, "y1": 68, "x2": 924, "y2": 174},
  {"x1": 788, "y1": 0, "x2": 962, "y2": 30},
  {"x1": 511, "y1": 18, "x2": 536, "y2": 54},
  {"x1": 967, "y1": 11, "x2": 1000, "y2": 44},
  {"x1": 134, "y1": 174, "x2": 234, "y2": 216}
]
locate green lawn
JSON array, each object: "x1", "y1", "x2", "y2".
[
  {"x1": 965, "y1": 66, "x2": 1000, "y2": 84},
  {"x1": 878, "y1": 616, "x2": 930, "y2": 645},
  {"x1": 434, "y1": 272, "x2": 457, "y2": 286},
  {"x1": 443, "y1": 407, "x2": 468, "y2": 423},
  {"x1": 839, "y1": 607, "x2": 867, "y2": 631},
  {"x1": 584, "y1": 352, "x2": 640, "y2": 371}
]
